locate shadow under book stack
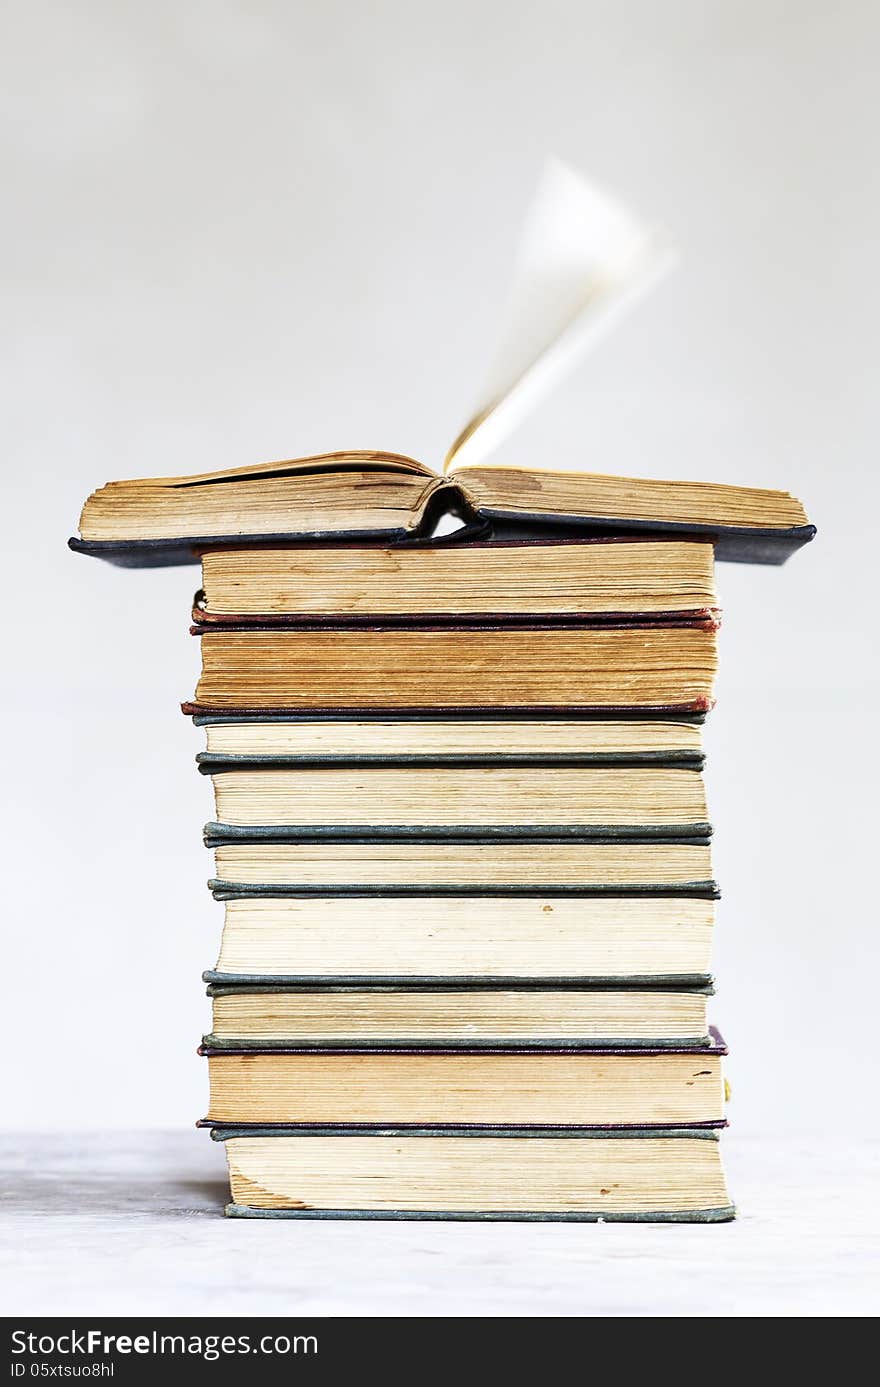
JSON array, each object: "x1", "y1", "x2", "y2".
[{"x1": 190, "y1": 538, "x2": 733, "y2": 1221}]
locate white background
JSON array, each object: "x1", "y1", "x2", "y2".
[{"x1": 2, "y1": 0, "x2": 877, "y2": 1136}]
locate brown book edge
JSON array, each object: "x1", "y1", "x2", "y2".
[
  {"x1": 183, "y1": 698, "x2": 714, "y2": 717},
  {"x1": 192, "y1": 606, "x2": 721, "y2": 627}
]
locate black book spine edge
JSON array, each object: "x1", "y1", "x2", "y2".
[
  {"x1": 66, "y1": 508, "x2": 489, "y2": 568},
  {"x1": 192, "y1": 609, "x2": 719, "y2": 629},
  {"x1": 202, "y1": 822, "x2": 714, "y2": 845},
  {"x1": 220, "y1": 1206, "x2": 736, "y2": 1222},
  {"x1": 196, "y1": 751, "x2": 706, "y2": 770},
  {"x1": 208, "y1": 1123, "x2": 725, "y2": 1140},
  {"x1": 208, "y1": 881, "x2": 722, "y2": 899},
  {"x1": 200, "y1": 1026, "x2": 726, "y2": 1057},
  {"x1": 185, "y1": 700, "x2": 715, "y2": 718},
  {"x1": 191, "y1": 709, "x2": 708, "y2": 725},
  {"x1": 202, "y1": 971, "x2": 716, "y2": 986},
  {"x1": 192, "y1": 616, "x2": 719, "y2": 633},
  {"x1": 476, "y1": 509, "x2": 816, "y2": 566}
]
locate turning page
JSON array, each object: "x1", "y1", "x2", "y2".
[{"x1": 444, "y1": 158, "x2": 676, "y2": 473}]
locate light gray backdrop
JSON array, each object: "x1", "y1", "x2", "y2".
[{"x1": 3, "y1": 0, "x2": 876, "y2": 1134}]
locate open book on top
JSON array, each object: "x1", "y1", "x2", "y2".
[
  {"x1": 71, "y1": 451, "x2": 812, "y2": 567},
  {"x1": 69, "y1": 162, "x2": 813, "y2": 568}
]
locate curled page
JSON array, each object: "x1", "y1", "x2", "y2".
[{"x1": 444, "y1": 158, "x2": 677, "y2": 473}]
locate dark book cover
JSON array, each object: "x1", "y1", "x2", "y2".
[
  {"x1": 205, "y1": 980, "x2": 714, "y2": 996},
  {"x1": 187, "y1": 699, "x2": 715, "y2": 717},
  {"x1": 191, "y1": 709, "x2": 708, "y2": 725},
  {"x1": 481, "y1": 512, "x2": 814, "y2": 565},
  {"x1": 197, "y1": 750, "x2": 706, "y2": 770},
  {"x1": 199, "y1": 1026, "x2": 727, "y2": 1062},
  {"x1": 208, "y1": 880, "x2": 721, "y2": 900},
  {"x1": 221, "y1": 1206, "x2": 735, "y2": 1222},
  {"x1": 189, "y1": 614, "x2": 720, "y2": 634},
  {"x1": 204, "y1": 969, "x2": 715, "y2": 987},
  {"x1": 203, "y1": 822, "x2": 714, "y2": 845}
]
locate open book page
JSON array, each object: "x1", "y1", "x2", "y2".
[{"x1": 444, "y1": 159, "x2": 676, "y2": 474}]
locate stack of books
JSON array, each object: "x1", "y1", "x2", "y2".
[{"x1": 72, "y1": 452, "x2": 813, "y2": 1221}]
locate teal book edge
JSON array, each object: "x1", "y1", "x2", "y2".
[{"x1": 203, "y1": 970, "x2": 715, "y2": 986}]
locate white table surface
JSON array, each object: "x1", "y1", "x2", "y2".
[{"x1": 1, "y1": 1131, "x2": 877, "y2": 1316}]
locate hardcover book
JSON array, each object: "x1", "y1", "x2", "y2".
[
  {"x1": 206, "y1": 894, "x2": 716, "y2": 986},
  {"x1": 208, "y1": 837, "x2": 716, "y2": 895},
  {"x1": 203, "y1": 982, "x2": 714, "y2": 1049},
  {"x1": 193, "y1": 538, "x2": 719, "y2": 622},
  {"x1": 70, "y1": 454, "x2": 813, "y2": 567},
  {"x1": 69, "y1": 162, "x2": 810, "y2": 579},
  {"x1": 213, "y1": 1126, "x2": 735, "y2": 1222},
  {"x1": 203, "y1": 762, "x2": 710, "y2": 839},
  {"x1": 201, "y1": 1029, "x2": 728, "y2": 1128},
  {"x1": 195, "y1": 714, "x2": 706, "y2": 768},
  {"x1": 186, "y1": 620, "x2": 719, "y2": 716}
]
